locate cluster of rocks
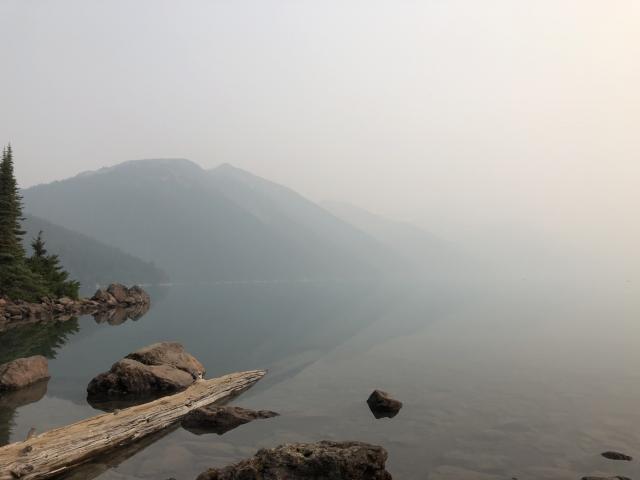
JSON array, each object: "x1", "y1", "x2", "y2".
[
  {"x1": 86, "y1": 343, "x2": 283, "y2": 437},
  {"x1": 196, "y1": 441, "x2": 392, "y2": 480},
  {"x1": 91, "y1": 283, "x2": 150, "y2": 307},
  {"x1": 0, "y1": 283, "x2": 150, "y2": 329},
  {"x1": 184, "y1": 388, "x2": 400, "y2": 478},
  {"x1": 87, "y1": 342, "x2": 205, "y2": 403},
  {"x1": 1, "y1": 339, "x2": 397, "y2": 479}
]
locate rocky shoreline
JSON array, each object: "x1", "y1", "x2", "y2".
[
  {"x1": 0, "y1": 283, "x2": 150, "y2": 330},
  {"x1": 2, "y1": 337, "x2": 635, "y2": 479}
]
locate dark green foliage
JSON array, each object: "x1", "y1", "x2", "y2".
[
  {"x1": 22, "y1": 215, "x2": 168, "y2": 289},
  {"x1": 0, "y1": 317, "x2": 79, "y2": 364},
  {"x1": 0, "y1": 261, "x2": 50, "y2": 301},
  {"x1": 0, "y1": 144, "x2": 79, "y2": 301},
  {"x1": 26, "y1": 231, "x2": 80, "y2": 299},
  {"x1": 0, "y1": 145, "x2": 26, "y2": 262}
]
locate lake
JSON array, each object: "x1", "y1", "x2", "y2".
[{"x1": 1, "y1": 275, "x2": 638, "y2": 479}]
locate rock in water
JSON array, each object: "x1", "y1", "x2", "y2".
[
  {"x1": 92, "y1": 284, "x2": 150, "y2": 307},
  {"x1": 182, "y1": 405, "x2": 279, "y2": 435},
  {"x1": 582, "y1": 476, "x2": 631, "y2": 480},
  {"x1": 92, "y1": 288, "x2": 116, "y2": 304},
  {"x1": 196, "y1": 441, "x2": 392, "y2": 480},
  {"x1": 0, "y1": 356, "x2": 50, "y2": 391},
  {"x1": 601, "y1": 451, "x2": 633, "y2": 461},
  {"x1": 87, "y1": 358, "x2": 195, "y2": 397},
  {"x1": 367, "y1": 389, "x2": 403, "y2": 418},
  {"x1": 126, "y1": 342, "x2": 205, "y2": 378},
  {"x1": 87, "y1": 342, "x2": 204, "y2": 400},
  {"x1": 106, "y1": 283, "x2": 129, "y2": 303}
]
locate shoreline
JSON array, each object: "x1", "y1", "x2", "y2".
[{"x1": 0, "y1": 283, "x2": 150, "y2": 331}]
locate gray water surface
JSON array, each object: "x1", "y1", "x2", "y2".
[{"x1": 1, "y1": 276, "x2": 639, "y2": 479}]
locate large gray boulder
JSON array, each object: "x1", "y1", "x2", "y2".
[
  {"x1": 87, "y1": 358, "x2": 194, "y2": 397},
  {"x1": 87, "y1": 342, "x2": 204, "y2": 399},
  {"x1": 182, "y1": 405, "x2": 278, "y2": 435},
  {"x1": 0, "y1": 356, "x2": 50, "y2": 391},
  {"x1": 196, "y1": 441, "x2": 392, "y2": 480},
  {"x1": 126, "y1": 342, "x2": 204, "y2": 378}
]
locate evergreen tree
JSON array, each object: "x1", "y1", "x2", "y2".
[
  {"x1": 0, "y1": 144, "x2": 26, "y2": 262},
  {"x1": 26, "y1": 231, "x2": 80, "y2": 299},
  {"x1": 0, "y1": 144, "x2": 80, "y2": 301},
  {"x1": 0, "y1": 144, "x2": 48, "y2": 301}
]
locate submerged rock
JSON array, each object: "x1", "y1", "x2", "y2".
[
  {"x1": 182, "y1": 405, "x2": 279, "y2": 435},
  {"x1": 0, "y1": 356, "x2": 50, "y2": 391},
  {"x1": 582, "y1": 476, "x2": 631, "y2": 480},
  {"x1": 196, "y1": 441, "x2": 392, "y2": 480},
  {"x1": 601, "y1": 451, "x2": 633, "y2": 461},
  {"x1": 87, "y1": 342, "x2": 204, "y2": 401},
  {"x1": 367, "y1": 389, "x2": 403, "y2": 418}
]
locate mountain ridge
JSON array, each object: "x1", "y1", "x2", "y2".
[{"x1": 22, "y1": 158, "x2": 392, "y2": 282}]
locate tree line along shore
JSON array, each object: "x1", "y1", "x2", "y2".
[{"x1": 0, "y1": 145, "x2": 79, "y2": 302}]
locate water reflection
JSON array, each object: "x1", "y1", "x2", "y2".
[
  {"x1": 0, "y1": 302, "x2": 152, "y2": 446},
  {"x1": 0, "y1": 318, "x2": 80, "y2": 365},
  {"x1": 0, "y1": 380, "x2": 49, "y2": 445},
  {"x1": 54, "y1": 426, "x2": 178, "y2": 480},
  {"x1": 92, "y1": 303, "x2": 150, "y2": 325},
  {"x1": 2, "y1": 280, "x2": 637, "y2": 480}
]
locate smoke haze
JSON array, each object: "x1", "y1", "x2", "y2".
[{"x1": 1, "y1": 0, "x2": 638, "y2": 272}]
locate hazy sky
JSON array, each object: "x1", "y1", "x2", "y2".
[{"x1": 1, "y1": 1, "x2": 638, "y2": 261}]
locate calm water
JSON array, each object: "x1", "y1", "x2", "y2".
[{"x1": 1, "y1": 275, "x2": 639, "y2": 479}]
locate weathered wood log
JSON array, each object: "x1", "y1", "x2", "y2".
[
  {"x1": 0, "y1": 369, "x2": 266, "y2": 480},
  {"x1": 54, "y1": 427, "x2": 178, "y2": 480}
]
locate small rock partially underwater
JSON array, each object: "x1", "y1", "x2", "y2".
[
  {"x1": 0, "y1": 356, "x2": 50, "y2": 391},
  {"x1": 196, "y1": 441, "x2": 392, "y2": 480},
  {"x1": 87, "y1": 342, "x2": 204, "y2": 405},
  {"x1": 367, "y1": 389, "x2": 403, "y2": 418},
  {"x1": 582, "y1": 476, "x2": 631, "y2": 480},
  {"x1": 601, "y1": 451, "x2": 633, "y2": 461},
  {"x1": 182, "y1": 405, "x2": 279, "y2": 435}
]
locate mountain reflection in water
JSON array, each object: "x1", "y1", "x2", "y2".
[{"x1": 0, "y1": 279, "x2": 638, "y2": 480}]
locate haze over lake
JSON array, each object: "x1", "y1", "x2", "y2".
[
  {"x1": 2, "y1": 275, "x2": 639, "y2": 479},
  {"x1": 1, "y1": 1, "x2": 639, "y2": 479}
]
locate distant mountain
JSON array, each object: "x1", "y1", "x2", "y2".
[
  {"x1": 22, "y1": 215, "x2": 168, "y2": 290},
  {"x1": 209, "y1": 164, "x2": 396, "y2": 269},
  {"x1": 22, "y1": 159, "x2": 392, "y2": 281},
  {"x1": 322, "y1": 201, "x2": 457, "y2": 271}
]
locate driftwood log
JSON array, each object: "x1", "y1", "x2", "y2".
[{"x1": 0, "y1": 369, "x2": 266, "y2": 480}]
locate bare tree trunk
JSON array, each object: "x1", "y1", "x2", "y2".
[{"x1": 0, "y1": 369, "x2": 266, "y2": 480}]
